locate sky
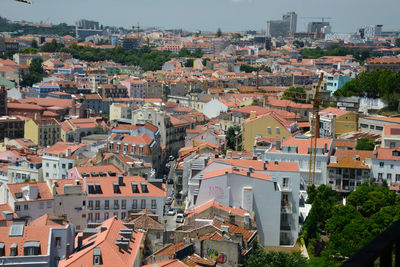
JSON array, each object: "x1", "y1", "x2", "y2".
[{"x1": 1, "y1": 0, "x2": 399, "y2": 33}]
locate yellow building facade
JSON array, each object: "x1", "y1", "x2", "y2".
[
  {"x1": 242, "y1": 113, "x2": 292, "y2": 152},
  {"x1": 25, "y1": 118, "x2": 61, "y2": 147}
]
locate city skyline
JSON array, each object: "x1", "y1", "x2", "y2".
[{"x1": 1, "y1": 0, "x2": 399, "y2": 33}]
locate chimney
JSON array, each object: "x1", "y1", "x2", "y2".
[
  {"x1": 66, "y1": 148, "x2": 71, "y2": 157},
  {"x1": 324, "y1": 143, "x2": 328, "y2": 153},
  {"x1": 249, "y1": 110, "x2": 257, "y2": 119},
  {"x1": 247, "y1": 171, "x2": 251, "y2": 176},
  {"x1": 118, "y1": 175, "x2": 124, "y2": 186}
]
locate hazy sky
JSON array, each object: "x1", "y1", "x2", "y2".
[{"x1": 1, "y1": 0, "x2": 399, "y2": 33}]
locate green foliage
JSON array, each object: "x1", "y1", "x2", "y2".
[
  {"x1": 302, "y1": 185, "x2": 340, "y2": 244},
  {"x1": 300, "y1": 45, "x2": 379, "y2": 63},
  {"x1": 245, "y1": 249, "x2": 308, "y2": 267},
  {"x1": 31, "y1": 39, "x2": 38, "y2": 49},
  {"x1": 184, "y1": 58, "x2": 194, "y2": 68},
  {"x1": 305, "y1": 182, "x2": 400, "y2": 263},
  {"x1": 355, "y1": 138, "x2": 376, "y2": 150},
  {"x1": 217, "y1": 28, "x2": 222, "y2": 37},
  {"x1": 40, "y1": 39, "x2": 65, "y2": 52},
  {"x1": 226, "y1": 125, "x2": 242, "y2": 150},
  {"x1": 335, "y1": 69, "x2": 400, "y2": 111},
  {"x1": 178, "y1": 48, "x2": 203, "y2": 58},
  {"x1": 190, "y1": 88, "x2": 203, "y2": 93},
  {"x1": 20, "y1": 58, "x2": 46, "y2": 87},
  {"x1": 20, "y1": 47, "x2": 37, "y2": 54},
  {"x1": 240, "y1": 64, "x2": 271, "y2": 73},
  {"x1": 202, "y1": 58, "x2": 210, "y2": 67},
  {"x1": 395, "y1": 38, "x2": 400, "y2": 48},
  {"x1": 0, "y1": 21, "x2": 74, "y2": 36},
  {"x1": 293, "y1": 40, "x2": 304, "y2": 48},
  {"x1": 282, "y1": 87, "x2": 306, "y2": 103}
]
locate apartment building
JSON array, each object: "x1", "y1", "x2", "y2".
[
  {"x1": 0, "y1": 116, "x2": 25, "y2": 141},
  {"x1": 327, "y1": 150, "x2": 373, "y2": 192},
  {"x1": 372, "y1": 147, "x2": 400, "y2": 186},
  {"x1": 1, "y1": 181, "x2": 54, "y2": 221},
  {"x1": 264, "y1": 136, "x2": 334, "y2": 185},
  {"x1": 359, "y1": 116, "x2": 400, "y2": 135},
  {"x1": 382, "y1": 125, "x2": 400, "y2": 148},
  {"x1": 61, "y1": 118, "x2": 106, "y2": 143},
  {"x1": 0, "y1": 214, "x2": 74, "y2": 267},
  {"x1": 8, "y1": 156, "x2": 42, "y2": 183},
  {"x1": 24, "y1": 118, "x2": 61, "y2": 147},
  {"x1": 120, "y1": 78, "x2": 148, "y2": 99},
  {"x1": 42, "y1": 142, "x2": 85, "y2": 180},
  {"x1": 85, "y1": 175, "x2": 165, "y2": 222},
  {"x1": 312, "y1": 107, "x2": 358, "y2": 138},
  {"x1": 98, "y1": 84, "x2": 129, "y2": 98}
]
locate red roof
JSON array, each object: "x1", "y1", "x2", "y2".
[
  {"x1": 45, "y1": 142, "x2": 85, "y2": 155},
  {"x1": 59, "y1": 217, "x2": 144, "y2": 267},
  {"x1": 7, "y1": 181, "x2": 53, "y2": 202},
  {"x1": 375, "y1": 147, "x2": 400, "y2": 161}
]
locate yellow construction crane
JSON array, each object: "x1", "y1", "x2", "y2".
[{"x1": 308, "y1": 73, "x2": 324, "y2": 186}]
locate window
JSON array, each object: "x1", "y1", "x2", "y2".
[
  {"x1": 376, "y1": 126, "x2": 383, "y2": 131},
  {"x1": 141, "y1": 199, "x2": 146, "y2": 209},
  {"x1": 88, "y1": 200, "x2": 93, "y2": 210},
  {"x1": 104, "y1": 200, "x2": 109, "y2": 210},
  {"x1": 95, "y1": 213, "x2": 100, "y2": 222},
  {"x1": 114, "y1": 199, "x2": 119, "y2": 209},
  {"x1": 282, "y1": 178, "x2": 289, "y2": 188},
  {"x1": 391, "y1": 164, "x2": 394, "y2": 169},
  {"x1": 68, "y1": 163, "x2": 73, "y2": 169},
  {"x1": 151, "y1": 199, "x2": 157, "y2": 209},
  {"x1": 88, "y1": 213, "x2": 93, "y2": 222},
  {"x1": 387, "y1": 173, "x2": 392, "y2": 180},
  {"x1": 121, "y1": 212, "x2": 126, "y2": 219},
  {"x1": 24, "y1": 204, "x2": 28, "y2": 210},
  {"x1": 378, "y1": 173, "x2": 383, "y2": 179},
  {"x1": 132, "y1": 199, "x2": 137, "y2": 209},
  {"x1": 104, "y1": 212, "x2": 109, "y2": 220},
  {"x1": 370, "y1": 125, "x2": 375, "y2": 129},
  {"x1": 62, "y1": 164, "x2": 66, "y2": 169},
  {"x1": 113, "y1": 212, "x2": 118, "y2": 217},
  {"x1": 121, "y1": 200, "x2": 126, "y2": 209},
  {"x1": 95, "y1": 200, "x2": 100, "y2": 210},
  {"x1": 55, "y1": 237, "x2": 61, "y2": 248},
  {"x1": 15, "y1": 204, "x2": 20, "y2": 211},
  {"x1": 380, "y1": 162, "x2": 384, "y2": 167},
  {"x1": 46, "y1": 163, "x2": 49, "y2": 167},
  {"x1": 390, "y1": 142, "x2": 396, "y2": 148},
  {"x1": 396, "y1": 174, "x2": 400, "y2": 182},
  {"x1": 275, "y1": 127, "x2": 280, "y2": 134},
  {"x1": 46, "y1": 172, "x2": 49, "y2": 178},
  {"x1": 267, "y1": 127, "x2": 271, "y2": 134}
]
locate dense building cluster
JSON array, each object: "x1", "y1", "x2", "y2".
[{"x1": 0, "y1": 12, "x2": 399, "y2": 267}]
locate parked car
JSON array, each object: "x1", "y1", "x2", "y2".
[
  {"x1": 167, "y1": 208, "x2": 176, "y2": 216},
  {"x1": 176, "y1": 213, "x2": 184, "y2": 223}
]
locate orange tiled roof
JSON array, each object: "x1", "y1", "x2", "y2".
[{"x1": 204, "y1": 167, "x2": 271, "y2": 181}]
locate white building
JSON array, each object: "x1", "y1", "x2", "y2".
[
  {"x1": 187, "y1": 158, "x2": 300, "y2": 246},
  {"x1": 195, "y1": 167, "x2": 284, "y2": 246},
  {"x1": 85, "y1": 175, "x2": 165, "y2": 223},
  {"x1": 201, "y1": 98, "x2": 228, "y2": 118},
  {"x1": 371, "y1": 147, "x2": 400, "y2": 186},
  {"x1": 382, "y1": 125, "x2": 400, "y2": 148},
  {"x1": 42, "y1": 142, "x2": 85, "y2": 180},
  {"x1": 1, "y1": 181, "x2": 54, "y2": 221},
  {"x1": 264, "y1": 136, "x2": 334, "y2": 186}
]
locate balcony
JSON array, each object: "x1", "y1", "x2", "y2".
[
  {"x1": 281, "y1": 185, "x2": 292, "y2": 192},
  {"x1": 281, "y1": 203, "x2": 292, "y2": 214},
  {"x1": 113, "y1": 205, "x2": 119, "y2": 210},
  {"x1": 343, "y1": 219, "x2": 400, "y2": 267}
]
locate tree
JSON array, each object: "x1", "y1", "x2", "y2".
[
  {"x1": 245, "y1": 249, "x2": 308, "y2": 267},
  {"x1": 356, "y1": 138, "x2": 375, "y2": 150},
  {"x1": 217, "y1": 27, "x2": 222, "y2": 37},
  {"x1": 184, "y1": 58, "x2": 193, "y2": 68},
  {"x1": 293, "y1": 40, "x2": 304, "y2": 48},
  {"x1": 396, "y1": 38, "x2": 400, "y2": 48},
  {"x1": 20, "y1": 58, "x2": 46, "y2": 87},
  {"x1": 31, "y1": 39, "x2": 38, "y2": 49},
  {"x1": 282, "y1": 87, "x2": 306, "y2": 103},
  {"x1": 226, "y1": 125, "x2": 242, "y2": 151},
  {"x1": 202, "y1": 58, "x2": 210, "y2": 67}
]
